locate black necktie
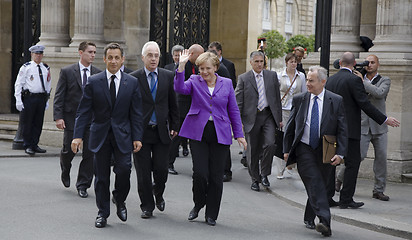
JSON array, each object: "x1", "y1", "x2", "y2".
[
  {"x1": 82, "y1": 68, "x2": 88, "y2": 88},
  {"x1": 110, "y1": 75, "x2": 116, "y2": 109},
  {"x1": 37, "y1": 65, "x2": 46, "y2": 93}
]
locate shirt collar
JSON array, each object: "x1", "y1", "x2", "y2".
[
  {"x1": 311, "y1": 88, "x2": 325, "y2": 101},
  {"x1": 340, "y1": 67, "x2": 352, "y2": 73},
  {"x1": 106, "y1": 69, "x2": 122, "y2": 81},
  {"x1": 252, "y1": 69, "x2": 262, "y2": 78},
  {"x1": 364, "y1": 72, "x2": 379, "y2": 82},
  {"x1": 219, "y1": 56, "x2": 223, "y2": 62},
  {"x1": 281, "y1": 68, "x2": 299, "y2": 77},
  {"x1": 144, "y1": 67, "x2": 158, "y2": 77},
  {"x1": 79, "y1": 61, "x2": 91, "y2": 72}
]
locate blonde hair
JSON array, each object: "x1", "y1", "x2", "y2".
[{"x1": 195, "y1": 52, "x2": 220, "y2": 70}]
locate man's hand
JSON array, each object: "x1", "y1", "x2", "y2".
[
  {"x1": 279, "y1": 121, "x2": 283, "y2": 128},
  {"x1": 170, "y1": 130, "x2": 178, "y2": 139},
  {"x1": 283, "y1": 153, "x2": 289, "y2": 162},
  {"x1": 55, "y1": 119, "x2": 66, "y2": 130},
  {"x1": 386, "y1": 117, "x2": 400, "y2": 127},
  {"x1": 237, "y1": 137, "x2": 247, "y2": 151},
  {"x1": 330, "y1": 155, "x2": 342, "y2": 166},
  {"x1": 133, "y1": 141, "x2": 142, "y2": 153},
  {"x1": 16, "y1": 102, "x2": 24, "y2": 112},
  {"x1": 353, "y1": 69, "x2": 363, "y2": 79},
  {"x1": 71, "y1": 138, "x2": 83, "y2": 154}
]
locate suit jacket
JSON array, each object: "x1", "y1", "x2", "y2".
[
  {"x1": 217, "y1": 63, "x2": 230, "y2": 79},
  {"x1": 221, "y1": 57, "x2": 236, "y2": 89},
  {"x1": 164, "y1": 63, "x2": 177, "y2": 71},
  {"x1": 325, "y1": 68, "x2": 386, "y2": 140},
  {"x1": 361, "y1": 74, "x2": 390, "y2": 135},
  {"x1": 130, "y1": 68, "x2": 179, "y2": 144},
  {"x1": 53, "y1": 63, "x2": 101, "y2": 130},
  {"x1": 174, "y1": 71, "x2": 243, "y2": 145},
  {"x1": 283, "y1": 90, "x2": 348, "y2": 166},
  {"x1": 122, "y1": 66, "x2": 134, "y2": 74},
  {"x1": 73, "y1": 71, "x2": 144, "y2": 154},
  {"x1": 177, "y1": 61, "x2": 199, "y2": 118},
  {"x1": 235, "y1": 69, "x2": 282, "y2": 133}
]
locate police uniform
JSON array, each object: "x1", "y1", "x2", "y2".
[{"x1": 14, "y1": 45, "x2": 51, "y2": 154}]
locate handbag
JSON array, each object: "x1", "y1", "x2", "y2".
[
  {"x1": 322, "y1": 135, "x2": 344, "y2": 164},
  {"x1": 274, "y1": 128, "x2": 284, "y2": 159}
]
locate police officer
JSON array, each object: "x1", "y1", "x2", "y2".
[{"x1": 14, "y1": 45, "x2": 51, "y2": 155}]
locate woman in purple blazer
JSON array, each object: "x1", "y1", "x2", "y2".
[{"x1": 175, "y1": 50, "x2": 247, "y2": 226}]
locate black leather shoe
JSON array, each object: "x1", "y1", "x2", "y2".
[
  {"x1": 261, "y1": 175, "x2": 270, "y2": 187},
  {"x1": 183, "y1": 148, "x2": 189, "y2": 156},
  {"x1": 240, "y1": 157, "x2": 248, "y2": 167},
  {"x1": 339, "y1": 201, "x2": 364, "y2": 209},
  {"x1": 25, "y1": 148, "x2": 35, "y2": 155},
  {"x1": 156, "y1": 197, "x2": 165, "y2": 212},
  {"x1": 223, "y1": 174, "x2": 232, "y2": 182},
  {"x1": 251, "y1": 181, "x2": 260, "y2": 191},
  {"x1": 373, "y1": 192, "x2": 390, "y2": 201},
  {"x1": 316, "y1": 222, "x2": 332, "y2": 237},
  {"x1": 95, "y1": 216, "x2": 107, "y2": 228},
  {"x1": 61, "y1": 171, "x2": 70, "y2": 188},
  {"x1": 188, "y1": 208, "x2": 199, "y2": 220},
  {"x1": 141, "y1": 210, "x2": 153, "y2": 219},
  {"x1": 78, "y1": 188, "x2": 88, "y2": 198},
  {"x1": 34, "y1": 146, "x2": 46, "y2": 153},
  {"x1": 205, "y1": 217, "x2": 216, "y2": 226},
  {"x1": 329, "y1": 199, "x2": 340, "y2": 207},
  {"x1": 304, "y1": 220, "x2": 315, "y2": 229},
  {"x1": 168, "y1": 167, "x2": 178, "y2": 175},
  {"x1": 116, "y1": 202, "x2": 127, "y2": 222}
]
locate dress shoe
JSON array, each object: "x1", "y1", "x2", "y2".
[
  {"x1": 373, "y1": 192, "x2": 390, "y2": 201},
  {"x1": 168, "y1": 167, "x2": 178, "y2": 175},
  {"x1": 77, "y1": 188, "x2": 88, "y2": 198},
  {"x1": 141, "y1": 210, "x2": 153, "y2": 219},
  {"x1": 61, "y1": 171, "x2": 70, "y2": 188},
  {"x1": 316, "y1": 222, "x2": 332, "y2": 237},
  {"x1": 240, "y1": 157, "x2": 248, "y2": 167},
  {"x1": 116, "y1": 202, "x2": 127, "y2": 222},
  {"x1": 261, "y1": 175, "x2": 270, "y2": 187},
  {"x1": 223, "y1": 174, "x2": 232, "y2": 182},
  {"x1": 25, "y1": 148, "x2": 35, "y2": 155},
  {"x1": 34, "y1": 146, "x2": 46, "y2": 153},
  {"x1": 183, "y1": 148, "x2": 189, "y2": 156},
  {"x1": 188, "y1": 208, "x2": 199, "y2": 220},
  {"x1": 335, "y1": 179, "x2": 342, "y2": 192},
  {"x1": 304, "y1": 220, "x2": 315, "y2": 229},
  {"x1": 156, "y1": 197, "x2": 165, "y2": 212},
  {"x1": 251, "y1": 181, "x2": 260, "y2": 191},
  {"x1": 95, "y1": 216, "x2": 107, "y2": 228},
  {"x1": 328, "y1": 199, "x2": 340, "y2": 207},
  {"x1": 205, "y1": 217, "x2": 216, "y2": 226},
  {"x1": 339, "y1": 201, "x2": 364, "y2": 209}
]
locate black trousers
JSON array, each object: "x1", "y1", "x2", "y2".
[
  {"x1": 21, "y1": 95, "x2": 47, "y2": 149},
  {"x1": 133, "y1": 126, "x2": 169, "y2": 212},
  {"x1": 296, "y1": 142, "x2": 331, "y2": 227},
  {"x1": 60, "y1": 127, "x2": 93, "y2": 190},
  {"x1": 339, "y1": 138, "x2": 361, "y2": 204},
  {"x1": 168, "y1": 116, "x2": 187, "y2": 168},
  {"x1": 94, "y1": 130, "x2": 132, "y2": 218},
  {"x1": 190, "y1": 121, "x2": 229, "y2": 220}
]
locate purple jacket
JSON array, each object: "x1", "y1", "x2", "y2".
[{"x1": 174, "y1": 71, "x2": 244, "y2": 145}]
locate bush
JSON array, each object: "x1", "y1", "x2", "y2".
[
  {"x1": 285, "y1": 34, "x2": 315, "y2": 54},
  {"x1": 258, "y1": 30, "x2": 287, "y2": 59}
]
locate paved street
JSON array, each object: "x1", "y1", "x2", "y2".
[{"x1": 0, "y1": 141, "x2": 408, "y2": 240}]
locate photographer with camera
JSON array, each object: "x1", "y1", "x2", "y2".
[{"x1": 325, "y1": 52, "x2": 399, "y2": 209}]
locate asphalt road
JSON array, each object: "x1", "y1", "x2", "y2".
[{"x1": 0, "y1": 150, "x2": 406, "y2": 240}]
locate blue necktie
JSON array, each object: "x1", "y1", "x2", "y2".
[
  {"x1": 149, "y1": 72, "x2": 157, "y2": 124},
  {"x1": 309, "y1": 96, "x2": 319, "y2": 149}
]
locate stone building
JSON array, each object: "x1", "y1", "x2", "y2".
[{"x1": 0, "y1": 0, "x2": 410, "y2": 181}]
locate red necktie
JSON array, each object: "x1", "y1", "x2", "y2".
[{"x1": 192, "y1": 65, "x2": 195, "y2": 74}]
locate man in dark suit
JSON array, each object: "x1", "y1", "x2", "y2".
[
  {"x1": 130, "y1": 41, "x2": 179, "y2": 219},
  {"x1": 71, "y1": 43, "x2": 143, "y2": 228},
  {"x1": 325, "y1": 52, "x2": 399, "y2": 209},
  {"x1": 284, "y1": 66, "x2": 348, "y2": 237},
  {"x1": 235, "y1": 51, "x2": 282, "y2": 191},
  {"x1": 54, "y1": 41, "x2": 101, "y2": 198},
  {"x1": 164, "y1": 44, "x2": 184, "y2": 71}
]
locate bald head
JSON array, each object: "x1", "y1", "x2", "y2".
[
  {"x1": 188, "y1": 44, "x2": 205, "y2": 63},
  {"x1": 340, "y1": 52, "x2": 356, "y2": 68}
]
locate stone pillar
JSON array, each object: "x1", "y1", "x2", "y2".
[
  {"x1": 330, "y1": 0, "x2": 363, "y2": 54},
  {"x1": 38, "y1": 0, "x2": 70, "y2": 47},
  {"x1": 369, "y1": 0, "x2": 412, "y2": 56},
  {"x1": 70, "y1": 0, "x2": 105, "y2": 48}
]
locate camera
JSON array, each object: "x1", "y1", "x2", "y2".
[{"x1": 333, "y1": 59, "x2": 369, "y2": 75}]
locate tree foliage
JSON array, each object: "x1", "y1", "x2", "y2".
[
  {"x1": 258, "y1": 30, "x2": 287, "y2": 59},
  {"x1": 285, "y1": 34, "x2": 315, "y2": 54}
]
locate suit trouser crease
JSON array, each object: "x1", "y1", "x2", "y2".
[
  {"x1": 340, "y1": 138, "x2": 361, "y2": 204},
  {"x1": 190, "y1": 121, "x2": 229, "y2": 220},
  {"x1": 245, "y1": 109, "x2": 276, "y2": 182},
  {"x1": 22, "y1": 95, "x2": 46, "y2": 148}
]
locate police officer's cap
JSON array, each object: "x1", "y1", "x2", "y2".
[{"x1": 29, "y1": 45, "x2": 45, "y2": 54}]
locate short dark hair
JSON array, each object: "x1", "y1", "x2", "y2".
[
  {"x1": 104, "y1": 42, "x2": 124, "y2": 57},
  {"x1": 78, "y1": 41, "x2": 96, "y2": 51},
  {"x1": 208, "y1": 41, "x2": 222, "y2": 52}
]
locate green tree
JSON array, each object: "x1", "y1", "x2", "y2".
[
  {"x1": 285, "y1": 34, "x2": 315, "y2": 54},
  {"x1": 258, "y1": 30, "x2": 287, "y2": 59}
]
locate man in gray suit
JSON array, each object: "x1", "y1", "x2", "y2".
[
  {"x1": 359, "y1": 55, "x2": 391, "y2": 201},
  {"x1": 235, "y1": 51, "x2": 282, "y2": 191},
  {"x1": 54, "y1": 41, "x2": 101, "y2": 198}
]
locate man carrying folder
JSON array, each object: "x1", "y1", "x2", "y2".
[{"x1": 283, "y1": 66, "x2": 348, "y2": 237}]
